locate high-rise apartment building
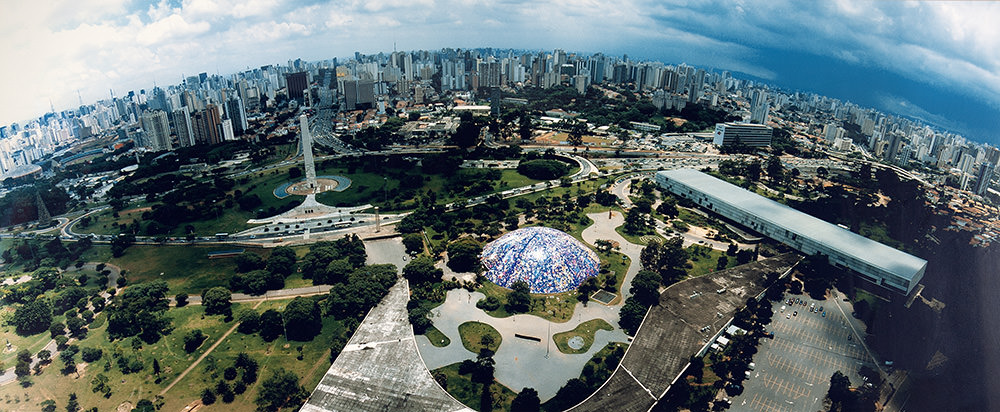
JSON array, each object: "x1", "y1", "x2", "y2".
[
  {"x1": 139, "y1": 109, "x2": 172, "y2": 151},
  {"x1": 192, "y1": 104, "x2": 222, "y2": 145},
  {"x1": 172, "y1": 108, "x2": 195, "y2": 147},
  {"x1": 285, "y1": 71, "x2": 309, "y2": 103}
]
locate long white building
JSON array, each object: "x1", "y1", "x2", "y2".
[
  {"x1": 656, "y1": 169, "x2": 926, "y2": 295},
  {"x1": 712, "y1": 122, "x2": 772, "y2": 147}
]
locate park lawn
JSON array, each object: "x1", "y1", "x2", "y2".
[
  {"x1": 458, "y1": 321, "x2": 502, "y2": 354},
  {"x1": 553, "y1": 319, "x2": 613, "y2": 354},
  {"x1": 614, "y1": 224, "x2": 663, "y2": 246},
  {"x1": 0, "y1": 308, "x2": 53, "y2": 367},
  {"x1": 476, "y1": 281, "x2": 579, "y2": 323},
  {"x1": 109, "y1": 244, "x2": 256, "y2": 295},
  {"x1": 160, "y1": 299, "x2": 344, "y2": 412},
  {"x1": 433, "y1": 362, "x2": 517, "y2": 412},
  {"x1": 685, "y1": 245, "x2": 738, "y2": 278},
  {"x1": 424, "y1": 325, "x2": 451, "y2": 347},
  {"x1": 282, "y1": 271, "x2": 313, "y2": 290},
  {"x1": 497, "y1": 169, "x2": 542, "y2": 190},
  {"x1": 78, "y1": 208, "x2": 145, "y2": 235},
  {"x1": 590, "y1": 249, "x2": 631, "y2": 305},
  {"x1": 0, "y1": 305, "x2": 239, "y2": 412}
]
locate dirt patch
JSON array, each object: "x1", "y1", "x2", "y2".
[
  {"x1": 181, "y1": 400, "x2": 204, "y2": 412},
  {"x1": 117, "y1": 402, "x2": 134, "y2": 412}
]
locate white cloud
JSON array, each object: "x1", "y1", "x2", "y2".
[
  {"x1": 1, "y1": 0, "x2": 999, "y2": 128},
  {"x1": 137, "y1": 14, "x2": 211, "y2": 45}
]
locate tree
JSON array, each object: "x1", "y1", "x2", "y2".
[
  {"x1": 656, "y1": 196, "x2": 679, "y2": 218},
  {"x1": 201, "y1": 287, "x2": 232, "y2": 316},
  {"x1": 183, "y1": 329, "x2": 206, "y2": 353},
  {"x1": 282, "y1": 297, "x2": 322, "y2": 341},
  {"x1": 517, "y1": 159, "x2": 570, "y2": 180},
  {"x1": 826, "y1": 370, "x2": 852, "y2": 409},
  {"x1": 175, "y1": 293, "x2": 189, "y2": 307},
  {"x1": 510, "y1": 387, "x2": 541, "y2": 412},
  {"x1": 446, "y1": 238, "x2": 482, "y2": 273},
  {"x1": 402, "y1": 233, "x2": 424, "y2": 255},
  {"x1": 49, "y1": 321, "x2": 65, "y2": 338},
  {"x1": 66, "y1": 393, "x2": 80, "y2": 412},
  {"x1": 403, "y1": 256, "x2": 443, "y2": 286},
  {"x1": 639, "y1": 237, "x2": 688, "y2": 285},
  {"x1": 106, "y1": 280, "x2": 171, "y2": 343},
  {"x1": 318, "y1": 258, "x2": 353, "y2": 285},
  {"x1": 259, "y1": 309, "x2": 284, "y2": 341},
  {"x1": 550, "y1": 378, "x2": 589, "y2": 411},
  {"x1": 451, "y1": 112, "x2": 481, "y2": 148},
  {"x1": 266, "y1": 246, "x2": 297, "y2": 277},
  {"x1": 235, "y1": 253, "x2": 265, "y2": 273},
  {"x1": 766, "y1": 154, "x2": 784, "y2": 183},
  {"x1": 91, "y1": 373, "x2": 111, "y2": 397},
  {"x1": 716, "y1": 255, "x2": 729, "y2": 271},
  {"x1": 255, "y1": 368, "x2": 308, "y2": 411},
  {"x1": 237, "y1": 309, "x2": 261, "y2": 334},
  {"x1": 37, "y1": 349, "x2": 51, "y2": 363},
  {"x1": 80, "y1": 347, "x2": 102, "y2": 363},
  {"x1": 152, "y1": 358, "x2": 161, "y2": 376},
  {"x1": 630, "y1": 270, "x2": 661, "y2": 307},
  {"x1": 623, "y1": 207, "x2": 650, "y2": 235},
  {"x1": 110, "y1": 233, "x2": 135, "y2": 257},
  {"x1": 66, "y1": 317, "x2": 86, "y2": 338},
  {"x1": 132, "y1": 399, "x2": 155, "y2": 412},
  {"x1": 201, "y1": 387, "x2": 217, "y2": 405},
  {"x1": 12, "y1": 298, "x2": 53, "y2": 335},
  {"x1": 618, "y1": 297, "x2": 647, "y2": 335},
  {"x1": 506, "y1": 281, "x2": 531, "y2": 313}
]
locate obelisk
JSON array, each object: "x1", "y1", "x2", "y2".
[{"x1": 299, "y1": 114, "x2": 317, "y2": 190}]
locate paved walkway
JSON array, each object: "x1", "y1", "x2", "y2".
[
  {"x1": 416, "y1": 288, "x2": 630, "y2": 401},
  {"x1": 580, "y1": 211, "x2": 644, "y2": 307},
  {"x1": 416, "y1": 211, "x2": 646, "y2": 401}
]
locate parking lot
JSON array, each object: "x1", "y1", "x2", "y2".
[{"x1": 732, "y1": 292, "x2": 877, "y2": 412}]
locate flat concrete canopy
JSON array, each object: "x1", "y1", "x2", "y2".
[
  {"x1": 301, "y1": 279, "x2": 473, "y2": 412},
  {"x1": 571, "y1": 253, "x2": 800, "y2": 412}
]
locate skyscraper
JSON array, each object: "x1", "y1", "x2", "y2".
[
  {"x1": 172, "y1": 108, "x2": 195, "y2": 147},
  {"x1": 192, "y1": 104, "x2": 222, "y2": 145},
  {"x1": 285, "y1": 71, "x2": 309, "y2": 104},
  {"x1": 975, "y1": 162, "x2": 995, "y2": 196},
  {"x1": 225, "y1": 97, "x2": 247, "y2": 136},
  {"x1": 139, "y1": 109, "x2": 172, "y2": 151},
  {"x1": 344, "y1": 80, "x2": 374, "y2": 110}
]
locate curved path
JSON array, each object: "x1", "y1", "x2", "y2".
[{"x1": 416, "y1": 210, "x2": 645, "y2": 401}]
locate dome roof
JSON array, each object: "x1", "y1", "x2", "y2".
[{"x1": 480, "y1": 226, "x2": 600, "y2": 294}]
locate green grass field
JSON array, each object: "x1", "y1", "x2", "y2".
[
  {"x1": 553, "y1": 319, "x2": 613, "y2": 354},
  {"x1": 0, "y1": 304, "x2": 239, "y2": 412},
  {"x1": 458, "y1": 321, "x2": 502, "y2": 354},
  {"x1": 424, "y1": 325, "x2": 451, "y2": 348},
  {"x1": 685, "y1": 245, "x2": 738, "y2": 278},
  {"x1": 159, "y1": 299, "x2": 345, "y2": 412},
  {"x1": 109, "y1": 244, "x2": 272, "y2": 295}
]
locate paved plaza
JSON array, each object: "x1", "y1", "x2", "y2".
[{"x1": 733, "y1": 291, "x2": 878, "y2": 412}]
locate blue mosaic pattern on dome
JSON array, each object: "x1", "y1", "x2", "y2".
[{"x1": 480, "y1": 226, "x2": 600, "y2": 294}]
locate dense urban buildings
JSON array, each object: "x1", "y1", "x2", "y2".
[
  {"x1": 0, "y1": 47, "x2": 995, "y2": 201},
  {"x1": 656, "y1": 169, "x2": 927, "y2": 295}
]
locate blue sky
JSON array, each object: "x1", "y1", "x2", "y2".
[{"x1": 1, "y1": 0, "x2": 998, "y2": 144}]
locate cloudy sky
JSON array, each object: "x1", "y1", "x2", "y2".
[{"x1": 2, "y1": 0, "x2": 999, "y2": 144}]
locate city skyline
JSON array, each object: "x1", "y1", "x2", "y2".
[{"x1": 2, "y1": 1, "x2": 999, "y2": 144}]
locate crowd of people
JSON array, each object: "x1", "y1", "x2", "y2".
[{"x1": 480, "y1": 226, "x2": 600, "y2": 294}]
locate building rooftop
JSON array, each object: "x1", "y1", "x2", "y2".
[
  {"x1": 658, "y1": 169, "x2": 927, "y2": 284},
  {"x1": 301, "y1": 279, "x2": 472, "y2": 412}
]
